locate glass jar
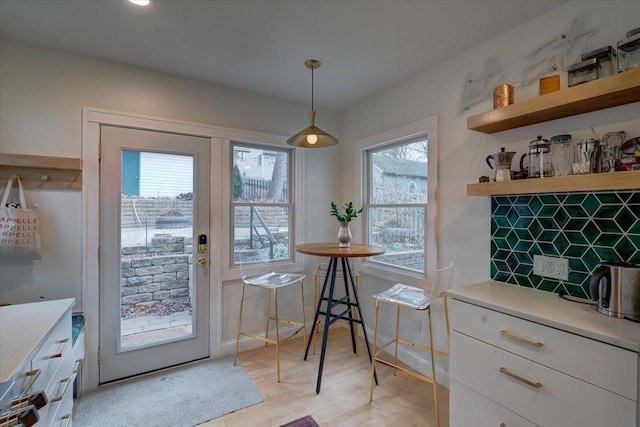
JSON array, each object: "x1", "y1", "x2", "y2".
[
  {"x1": 528, "y1": 136, "x2": 554, "y2": 178},
  {"x1": 575, "y1": 138, "x2": 601, "y2": 174},
  {"x1": 581, "y1": 46, "x2": 617, "y2": 78},
  {"x1": 617, "y1": 27, "x2": 640, "y2": 73},
  {"x1": 568, "y1": 58, "x2": 599, "y2": 87},
  {"x1": 549, "y1": 134, "x2": 573, "y2": 176}
]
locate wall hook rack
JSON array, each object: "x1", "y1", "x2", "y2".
[{"x1": 0, "y1": 153, "x2": 82, "y2": 190}]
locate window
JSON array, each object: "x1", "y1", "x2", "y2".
[
  {"x1": 231, "y1": 142, "x2": 293, "y2": 264},
  {"x1": 357, "y1": 117, "x2": 438, "y2": 285}
]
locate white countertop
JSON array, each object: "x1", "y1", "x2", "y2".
[
  {"x1": 0, "y1": 298, "x2": 75, "y2": 382},
  {"x1": 448, "y1": 281, "x2": 640, "y2": 352}
]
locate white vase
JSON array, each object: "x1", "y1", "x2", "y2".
[{"x1": 337, "y1": 221, "x2": 352, "y2": 248}]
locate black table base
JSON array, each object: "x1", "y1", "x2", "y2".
[{"x1": 304, "y1": 256, "x2": 378, "y2": 393}]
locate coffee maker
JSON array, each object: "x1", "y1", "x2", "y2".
[{"x1": 486, "y1": 147, "x2": 517, "y2": 182}]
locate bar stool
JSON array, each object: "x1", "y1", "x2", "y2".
[
  {"x1": 312, "y1": 262, "x2": 360, "y2": 355},
  {"x1": 368, "y1": 262, "x2": 453, "y2": 427},
  {"x1": 233, "y1": 251, "x2": 307, "y2": 383}
]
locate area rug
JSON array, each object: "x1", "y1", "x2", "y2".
[
  {"x1": 73, "y1": 356, "x2": 262, "y2": 427},
  {"x1": 280, "y1": 415, "x2": 320, "y2": 427}
]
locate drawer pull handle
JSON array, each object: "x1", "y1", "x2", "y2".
[
  {"x1": 51, "y1": 378, "x2": 71, "y2": 403},
  {"x1": 73, "y1": 358, "x2": 83, "y2": 374},
  {"x1": 49, "y1": 338, "x2": 71, "y2": 359},
  {"x1": 62, "y1": 413, "x2": 73, "y2": 427},
  {"x1": 500, "y1": 367, "x2": 543, "y2": 389},
  {"x1": 500, "y1": 330, "x2": 543, "y2": 348},
  {"x1": 20, "y1": 369, "x2": 41, "y2": 396}
]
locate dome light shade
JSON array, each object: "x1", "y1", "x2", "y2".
[
  {"x1": 287, "y1": 60, "x2": 338, "y2": 148},
  {"x1": 287, "y1": 111, "x2": 338, "y2": 148}
]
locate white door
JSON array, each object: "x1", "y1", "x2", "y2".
[{"x1": 99, "y1": 125, "x2": 210, "y2": 383}]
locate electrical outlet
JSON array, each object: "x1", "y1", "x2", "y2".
[{"x1": 533, "y1": 255, "x2": 569, "y2": 280}]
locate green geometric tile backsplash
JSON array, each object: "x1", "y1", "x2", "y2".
[{"x1": 491, "y1": 191, "x2": 640, "y2": 298}]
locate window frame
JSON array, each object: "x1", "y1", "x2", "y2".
[
  {"x1": 222, "y1": 137, "x2": 305, "y2": 281},
  {"x1": 355, "y1": 116, "x2": 438, "y2": 287}
]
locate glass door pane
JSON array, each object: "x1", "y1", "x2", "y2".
[{"x1": 119, "y1": 150, "x2": 195, "y2": 349}]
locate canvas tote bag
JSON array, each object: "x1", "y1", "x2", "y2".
[{"x1": 0, "y1": 175, "x2": 42, "y2": 258}]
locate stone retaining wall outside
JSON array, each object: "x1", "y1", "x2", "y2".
[
  {"x1": 120, "y1": 235, "x2": 193, "y2": 311},
  {"x1": 120, "y1": 254, "x2": 192, "y2": 311},
  {"x1": 377, "y1": 250, "x2": 424, "y2": 272},
  {"x1": 121, "y1": 196, "x2": 193, "y2": 229},
  {"x1": 122, "y1": 196, "x2": 288, "y2": 229}
]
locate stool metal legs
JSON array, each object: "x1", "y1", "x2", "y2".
[
  {"x1": 234, "y1": 280, "x2": 307, "y2": 383},
  {"x1": 369, "y1": 300, "x2": 442, "y2": 427}
]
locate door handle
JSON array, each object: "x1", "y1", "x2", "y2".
[{"x1": 197, "y1": 259, "x2": 207, "y2": 266}]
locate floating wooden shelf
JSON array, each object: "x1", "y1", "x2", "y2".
[
  {"x1": 467, "y1": 170, "x2": 640, "y2": 196},
  {"x1": 0, "y1": 153, "x2": 82, "y2": 190},
  {"x1": 467, "y1": 68, "x2": 640, "y2": 134}
]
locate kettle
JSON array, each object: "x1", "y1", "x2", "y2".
[
  {"x1": 589, "y1": 262, "x2": 640, "y2": 321},
  {"x1": 486, "y1": 147, "x2": 517, "y2": 181}
]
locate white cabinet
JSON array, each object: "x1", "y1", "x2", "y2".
[
  {"x1": 448, "y1": 281, "x2": 640, "y2": 427},
  {"x1": 0, "y1": 299, "x2": 77, "y2": 426}
]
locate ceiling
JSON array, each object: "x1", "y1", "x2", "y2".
[{"x1": 0, "y1": 0, "x2": 567, "y2": 111}]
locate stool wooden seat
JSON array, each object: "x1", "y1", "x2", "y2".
[
  {"x1": 368, "y1": 262, "x2": 453, "y2": 427},
  {"x1": 312, "y1": 262, "x2": 360, "y2": 355},
  {"x1": 234, "y1": 252, "x2": 307, "y2": 383}
]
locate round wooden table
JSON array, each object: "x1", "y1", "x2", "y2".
[{"x1": 296, "y1": 242, "x2": 384, "y2": 394}]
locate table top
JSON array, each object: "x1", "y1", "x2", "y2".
[{"x1": 295, "y1": 242, "x2": 385, "y2": 258}]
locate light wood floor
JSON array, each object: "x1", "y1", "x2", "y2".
[{"x1": 203, "y1": 327, "x2": 450, "y2": 427}]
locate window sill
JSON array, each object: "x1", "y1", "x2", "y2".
[{"x1": 360, "y1": 260, "x2": 427, "y2": 288}]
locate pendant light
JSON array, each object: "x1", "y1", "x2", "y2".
[{"x1": 287, "y1": 59, "x2": 339, "y2": 148}]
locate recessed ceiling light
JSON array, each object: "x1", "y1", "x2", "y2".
[{"x1": 128, "y1": 0, "x2": 151, "y2": 6}]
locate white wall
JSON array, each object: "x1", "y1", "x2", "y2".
[
  {"x1": 0, "y1": 38, "x2": 343, "y2": 311},
  {"x1": 342, "y1": 0, "x2": 640, "y2": 381}
]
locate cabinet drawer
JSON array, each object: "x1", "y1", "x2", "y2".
[
  {"x1": 451, "y1": 331, "x2": 636, "y2": 427},
  {"x1": 31, "y1": 310, "x2": 72, "y2": 393},
  {"x1": 35, "y1": 353, "x2": 74, "y2": 427},
  {"x1": 48, "y1": 378, "x2": 74, "y2": 427},
  {"x1": 450, "y1": 379, "x2": 538, "y2": 427},
  {"x1": 450, "y1": 299, "x2": 637, "y2": 400}
]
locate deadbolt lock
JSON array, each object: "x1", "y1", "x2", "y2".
[{"x1": 197, "y1": 259, "x2": 207, "y2": 266}]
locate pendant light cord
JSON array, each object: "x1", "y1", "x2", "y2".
[{"x1": 311, "y1": 67, "x2": 314, "y2": 111}]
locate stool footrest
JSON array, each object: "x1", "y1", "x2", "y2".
[
  {"x1": 382, "y1": 338, "x2": 449, "y2": 359},
  {"x1": 373, "y1": 356, "x2": 436, "y2": 385}
]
